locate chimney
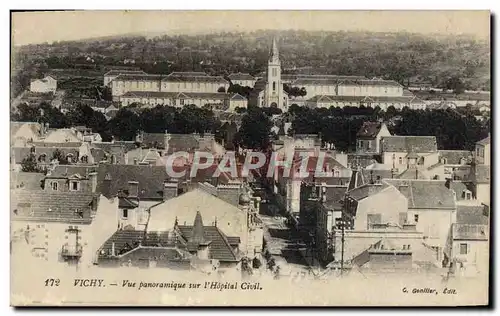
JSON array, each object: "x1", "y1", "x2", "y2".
[
  {"x1": 102, "y1": 173, "x2": 112, "y2": 198},
  {"x1": 128, "y1": 181, "x2": 139, "y2": 198},
  {"x1": 445, "y1": 178, "x2": 452, "y2": 189},
  {"x1": 163, "y1": 180, "x2": 179, "y2": 201},
  {"x1": 88, "y1": 172, "x2": 98, "y2": 193}
]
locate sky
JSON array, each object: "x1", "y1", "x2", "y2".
[{"x1": 11, "y1": 10, "x2": 490, "y2": 46}]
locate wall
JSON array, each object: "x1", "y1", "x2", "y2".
[
  {"x1": 354, "y1": 186, "x2": 408, "y2": 230},
  {"x1": 407, "y1": 208, "x2": 455, "y2": 250}
]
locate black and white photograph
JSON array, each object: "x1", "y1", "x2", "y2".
[{"x1": 9, "y1": 10, "x2": 491, "y2": 306}]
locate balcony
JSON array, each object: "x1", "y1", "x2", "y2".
[{"x1": 61, "y1": 244, "x2": 83, "y2": 259}]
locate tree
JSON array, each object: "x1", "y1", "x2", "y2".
[
  {"x1": 20, "y1": 154, "x2": 41, "y2": 173},
  {"x1": 234, "y1": 107, "x2": 272, "y2": 150},
  {"x1": 51, "y1": 149, "x2": 69, "y2": 165},
  {"x1": 444, "y1": 76, "x2": 466, "y2": 94},
  {"x1": 107, "y1": 108, "x2": 142, "y2": 141},
  {"x1": 234, "y1": 107, "x2": 247, "y2": 114},
  {"x1": 217, "y1": 86, "x2": 226, "y2": 93}
]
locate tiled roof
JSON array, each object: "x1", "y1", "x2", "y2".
[
  {"x1": 347, "y1": 154, "x2": 381, "y2": 168},
  {"x1": 396, "y1": 167, "x2": 430, "y2": 180},
  {"x1": 10, "y1": 172, "x2": 45, "y2": 190},
  {"x1": 114, "y1": 74, "x2": 163, "y2": 81},
  {"x1": 46, "y1": 164, "x2": 97, "y2": 178},
  {"x1": 10, "y1": 122, "x2": 42, "y2": 139},
  {"x1": 121, "y1": 91, "x2": 233, "y2": 100},
  {"x1": 383, "y1": 179, "x2": 456, "y2": 210},
  {"x1": 96, "y1": 164, "x2": 170, "y2": 200},
  {"x1": 168, "y1": 71, "x2": 208, "y2": 77},
  {"x1": 104, "y1": 70, "x2": 147, "y2": 77},
  {"x1": 228, "y1": 72, "x2": 255, "y2": 81},
  {"x1": 357, "y1": 122, "x2": 383, "y2": 138},
  {"x1": 477, "y1": 135, "x2": 490, "y2": 146},
  {"x1": 347, "y1": 183, "x2": 390, "y2": 201},
  {"x1": 308, "y1": 95, "x2": 423, "y2": 104},
  {"x1": 438, "y1": 150, "x2": 473, "y2": 165},
  {"x1": 31, "y1": 141, "x2": 82, "y2": 148},
  {"x1": 176, "y1": 225, "x2": 239, "y2": 262},
  {"x1": 138, "y1": 132, "x2": 166, "y2": 149},
  {"x1": 452, "y1": 224, "x2": 488, "y2": 241},
  {"x1": 282, "y1": 74, "x2": 366, "y2": 81},
  {"x1": 292, "y1": 78, "x2": 401, "y2": 87},
  {"x1": 163, "y1": 75, "x2": 228, "y2": 84},
  {"x1": 11, "y1": 190, "x2": 96, "y2": 224},
  {"x1": 166, "y1": 134, "x2": 203, "y2": 154},
  {"x1": 323, "y1": 186, "x2": 348, "y2": 209},
  {"x1": 456, "y1": 205, "x2": 489, "y2": 225},
  {"x1": 12, "y1": 147, "x2": 80, "y2": 164},
  {"x1": 380, "y1": 136, "x2": 437, "y2": 153},
  {"x1": 360, "y1": 169, "x2": 394, "y2": 183},
  {"x1": 97, "y1": 229, "x2": 144, "y2": 258}
]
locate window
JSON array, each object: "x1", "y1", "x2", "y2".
[
  {"x1": 180, "y1": 99, "x2": 185, "y2": 106},
  {"x1": 367, "y1": 213, "x2": 382, "y2": 230},
  {"x1": 272, "y1": 68, "x2": 277, "y2": 77},
  {"x1": 122, "y1": 209, "x2": 128, "y2": 219},
  {"x1": 398, "y1": 157, "x2": 403, "y2": 165},
  {"x1": 334, "y1": 170, "x2": 340, "y2": 177},
  {"x1": 463, "y1": 190, "x2": 472, "y2": 200},
  {"x1": 70, "y1": 181, "x2": 80, "y2": 191},
  {"x1": 414, "y1": 214, "x2": 419, "y2": 223},
  {"x1": 272, "y1": 82, "x2": 276, "y2": 91},
  {"x1": 51, "y1": 182, "x2": 58, "y2": 191},
  {"x1": 459, "y1": 243, "x2": 468, "y2": 255},
  {"x1": 367, "y1": 141, "x2": 372, "y2": 149}
]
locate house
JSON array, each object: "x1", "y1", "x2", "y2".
[
  {"x1": 356, "y1": 121, "x2": 391, "y2": 154},
  {"x1": 43, "y1": 165, "x2": 99, "y2": 193},
  {"x1": 445, "y1": 204, "x2": 489, "y2": 276},
  {"x1": 228, "y1": 72, "x2": 256, "y2": 88},
  {"x1": 30, "y1": 76, "x2": 57, "y2": 93},
  {"x1": 474, "y1": 135, "x2": 490, "y2": 165},
  {"x1": 465, "y1": 162, "x2": 490, "y2": 207},
  {"x1": 380, "y1": 135, "x2": 438, "y2": 172},
  {"x1": 147, "y1": 187, "x2": 263, "y2": 260},
  {"x1": 10, "y1": 189, "x2": 99, "y2": 266},
  {"x1": 10, "y1": 122, "x2": 44, "y2": 147},
  {"x1": 302, "y1": 183, "x2": 347, "y2": 264},
  {"x1": 96, "y1": 211, "x2": 242, "y2": 271},
  {"x1": 426, "y1": 150, "x2": 473, "y2": 181},
  {"x1": 384, "y1": 179, "x2": 457, "y2": 261},
  {"x1": 135, "y1": 132, "x2": 166, "y2": 150}
]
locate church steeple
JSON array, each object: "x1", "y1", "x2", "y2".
[{"x1": 270, "y1": 37, "x2": 279, "y2": 62}]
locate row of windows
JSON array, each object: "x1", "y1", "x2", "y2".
[{"x1": 50, "y1": 181, "x2": 81, "y2": 191}]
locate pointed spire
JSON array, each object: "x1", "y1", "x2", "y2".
[
  {"x1": 189, "y1": 211, "x2": 208, "y2": 245},
  {"x1": 269, "y1": 37, "x2": 279, "y2": 63}
]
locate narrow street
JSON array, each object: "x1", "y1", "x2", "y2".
[{"x1": 252, "y1": 180, "x2": 312, "y2": 276}]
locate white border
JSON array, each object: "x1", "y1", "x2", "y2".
[{"x1": 2, "y1": 2, "x2": 498, "y2": 315}]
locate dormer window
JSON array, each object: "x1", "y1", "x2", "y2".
[
  {"x1": 70, "y1": 180, "x2": 80, "y2": 191},
  {"x1": 51, "y1": 182, "x2": 58, "y2": 191},
  {"x1": 81, "y1": 155, "x2": 88, "y2": 163},
  {"x1": 463, "y1": 190, "x2": 472, "y2": 200}
]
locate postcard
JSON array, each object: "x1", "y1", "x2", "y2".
[{"x1": 10, "y1": 10, "x2": 491, "y2": 306}]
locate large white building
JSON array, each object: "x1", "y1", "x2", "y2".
[
  {"x1": 30, "y1": 76, "x2": 57, "y2": 94},
  {"x1": 250, "y1": 38, "x2": 425, "y2": 111},
  {"x1": 110, "y1": 72, "x2": 230, "y2": 102}
]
